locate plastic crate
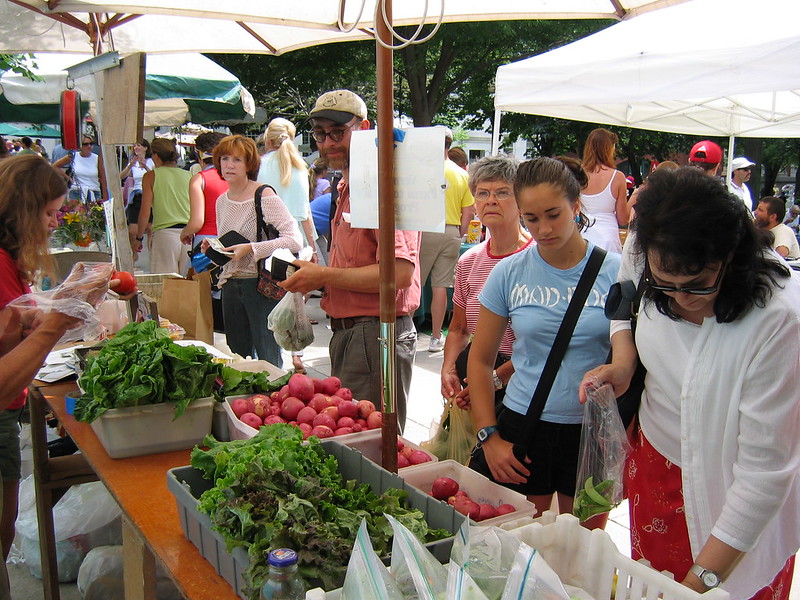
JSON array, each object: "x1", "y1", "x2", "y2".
[
  {"x1": 90, "y1": 397, "x2": 214, "y2": 459},
  {"x1": 331, "y1": 429, "x2": 437, "y2": 469},
  {"x1": 167, "y1": 441, "x2": 467, "y2": 599},
  {"x1": 398, "y1": 459, "x2": 536, "y2": 527},
  {"x1": 509, "y1": 513, "x2": 730, "y2": 600}
]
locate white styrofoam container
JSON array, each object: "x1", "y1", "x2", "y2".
[
  {"x1": 331, "y1": 429, "x2": 437, "y2": 469},
  {"x1": 90, "y1": 397, "x2": 214, "y2": 458},
  {"x1": 399, "y1": 459, "x2": 537, "y2": 527},
  {"x1": 509, "y1": 513, "x2": 730, "y2": 600}
]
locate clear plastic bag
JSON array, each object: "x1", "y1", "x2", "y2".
[
  {"x1": 420, "y1": 398, "x2": 476, "y2": 465},
  {"x1": 502, "y1": 544, "x2": 571, "y2": 600},
  {"x1": 572, "y1": 378, "x2": 631, "y2": 522},
  {"x1": 267, "y1": 291, "x2": 314, "y2": 352},
  {"x1": 386, "y1": 513, "x2": 447, "y2": 599},
  {"x1": 341, "y1": 519, "x2": 404, "y2": 600},
  {"x1": 78, "y1": 545, "x2": 182, "y2": 600},
  {"x1": 449, "y1": 521, "x2": 520, "y2": 600}
]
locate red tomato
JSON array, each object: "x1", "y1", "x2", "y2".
[{"x1": 110, "y1": 270, "x2": 137, "y2": 295}]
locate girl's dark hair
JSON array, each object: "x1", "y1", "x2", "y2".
[
  {"x1": 514, "y1": 156, "x2": 592, "y2": 231},
  {"x1": 633, "y1": 166, "x2": 788, "y2": 322}
]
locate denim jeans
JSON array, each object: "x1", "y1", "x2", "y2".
[{"x1": 221, "y1": 277, "x2": 282, "y2": 367}]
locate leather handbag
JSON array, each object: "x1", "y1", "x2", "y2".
[{"x1": 253, "y1": 184, "x2": 287, "y2": 301}]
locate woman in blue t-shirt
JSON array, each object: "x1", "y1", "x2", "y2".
[{"x1": 467, "y1": 156, "x2": 619, "y2": 528}]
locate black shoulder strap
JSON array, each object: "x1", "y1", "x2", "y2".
[
  {"x1": 253, "y1": 184, "x2": 270, "y2": 242},
  {"x1": 525, "y1": 246, "x2": 607, "y2": 425}
]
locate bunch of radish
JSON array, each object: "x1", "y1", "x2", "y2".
[
  {"x1": 230, "y1": 373, "x2": 385, "y2": 440},
  {"x1": 429, "y1": 477, "x2": 517, "y2": 522}
]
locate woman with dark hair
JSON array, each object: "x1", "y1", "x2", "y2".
[
  {"x1": 120, "y1": 138, "x2": 154, "y2": 252},
  {"x1": 134, "y1": 138, "x2": 191, "y2": 273},
  {"x1": 202, "y1": 135, "x2": 302, "y2": 366},
  {"x1": 583, "y1": 167, "x2": 800, "y2": 598},
  {"x1": 467, "y1": 156, "x2": 619, "y2": 526},
  {"x1": 580, "y1": 128, "x2": 629, "y2": 252}
]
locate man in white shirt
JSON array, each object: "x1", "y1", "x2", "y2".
[
  {"x1": 754, "y1": 196, "x2": 800, "y2": 259},
  {"x1": 728, "y1": 156, "x2": 755, "y2": 210}
]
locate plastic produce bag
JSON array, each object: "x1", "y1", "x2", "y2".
[
  {"x1": 502, "y1": 544, "x2": 571, "y2": 600},
  {"x1": 573, "y1": 379, "x2": 631, "y2": 522},
  {"x1": 341, "y1": 519, "x2": 404, "y2": 600},
  {"x1": 267, "y1": 291, "x2": 314, "y2": 352},
  {"x1": 77, "y1": 545, "x2": 182, "y2": 600},
  {"x1": 421, "y1": 398, "x2": 476, "y2": 465},
  {"x1": 448, "y1": 521, "x2": 521, "y2": 600},
  {"x1": 9, "y1": 261, "x2": 113, "y2": 343},
  {"x1": 386, "y1": 513, "x2": 447, "y2": 599}
]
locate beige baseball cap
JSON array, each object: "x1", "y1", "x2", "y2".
[{"x1": 310, "y1": 90, "x2": 367, "y2": 124}]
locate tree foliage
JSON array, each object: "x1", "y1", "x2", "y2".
[{"x1": 0, "y1": 54, "x2": 39, "y2": 79}]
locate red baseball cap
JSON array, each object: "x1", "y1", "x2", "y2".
[{"x1": 689, "y1": 140, "x2": 723, "y2": 165}]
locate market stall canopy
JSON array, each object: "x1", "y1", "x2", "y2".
[
  {"x1": 0, "y1": 122, "x2": 61, "y2": 137},
  {"x1": 0, "y1": 53, "x2": 255, "y2": 126},
  {"x1": 494, "y1": 0, "x2": 800, "y2": 138},
  {"x1": 0, "y1": 0, "x2": 691, "y2": 56}
]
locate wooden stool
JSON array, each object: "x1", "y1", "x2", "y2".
[{"x1": 28, "y1": 386, "x2": 98, "y2": 600}]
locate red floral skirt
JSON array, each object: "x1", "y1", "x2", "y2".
[{"x1": 625, "y1": 428, "x2": 794, "y2": 599}]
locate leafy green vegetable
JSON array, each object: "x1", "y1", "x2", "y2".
[
  {"x1": 216, "y1": 367, "x2": 290, "y2": 400},
  {"x1": 573, "y1": 476, "x2": 616, "y2": 522},
  {"x1": 74, "y1": 321, "x2": 221, "y2": 423},
  {"x1": 190, "y1": 425, "x2": 450, "y2": 597}
]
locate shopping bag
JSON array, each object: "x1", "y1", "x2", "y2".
[
  {"x1": 421, "y1": 397, "x2": 476, "y2": 465},
  {"x1": 573, "y1": 378, "x2": 631, "y2": 522},
  {"x1": 267, "y1": 291, "x2": 314, "y2": 352},
  {"x1": 158, "y1": 270, "x2": 213, "y2": 344}
]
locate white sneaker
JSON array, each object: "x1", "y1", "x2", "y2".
[{"x1": 428, "y1": 336, "x2": 445, "y2": 352}]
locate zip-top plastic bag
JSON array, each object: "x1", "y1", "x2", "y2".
[
  {"x1": 502, "y1": 544, "x2": 571, "y2": 600},
  {"x1": 448, "y1": 521, "x2": 520, "y2": 599},
  {"x1": 386, "y1": 513, "x2": 448, "y2": 599},
  {"x1": 341, "y1": 519, "x2": 404, "y2": 600},
  {"x1": 573, "y1": 378, "x2": 631, "y2": 522}
]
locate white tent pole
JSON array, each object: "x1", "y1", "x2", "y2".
[
  {"x1": 491, "y1": 108, "x2": 502, "y2": 155},
  {"x1": 727, "y1": 134, "x2": 736, "y2": 180}
]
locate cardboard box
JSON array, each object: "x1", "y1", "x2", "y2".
[{"x1": 90, "y1": 397, "x2": 214, "y2": 459}]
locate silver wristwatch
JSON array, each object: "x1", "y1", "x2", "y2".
[
  {"x1": 689, "y1": 564, "x2": 721, "y2": 589},
  {"x1": 491, "y1": 369, "x2": 503, "y2": 390}
]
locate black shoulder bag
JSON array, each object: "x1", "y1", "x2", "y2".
[
  {"x1": 468, "y1": 246, "x2": 607, "y2": 478},
  {"x1": 253, "y1": 184, "x2": 287, "y2": 301}
]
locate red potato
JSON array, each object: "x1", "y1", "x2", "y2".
[
  {"x1": 249, "y1": 395, "x2": 270, "y2": 417},
  {"x1": 280, "y1": 397, "x2": 305, "y2": 421},
  {"x1": 448, "y1": 496, "x2": 457, "y2": 506},
  {"x1": 477, "y1": 504, "x2": 498, "y2": 521},
  {"x1": 288, "y1": 421, "x2": 297, "y2": 427},
  {"x1": 310, "y1": 425, "x2": 335, "y2": 439},
  {"x1": 309, "y1": 394, "x2": 331, "y2": 414},
  {"x1": 366, "y1": 410, "x2": 383, "y2": 430},
  {"x1": 270, "y1": 391, "x2": 280, "y2": 401},
  {"x1": 337, "y1": 400, "x2": 358, "y2": 419},
  {"x1": 312, "y1": 413, "x2": 337, "y2": 430},
  {"x1": 408, "y1": 450, "x2": 431, "y2": 464},
  {"x1": 288, "y1": 373, "x2": 315, "y2": 402},
  {"x1": 320, "y1": 376, "x2": 342, "y2": 396},
  {"x1": 328, "y1": 394, "x2": 342, "y2": 407},
  {"x1": 336, "y1": 416, "x2": 356, "y2": 430},
  {"x1": 335, "y1": 387, "x2": 354, "y2": 402},
  {"x1": 313, "y1": 378, "x2": 326, "y2": 394},
  {"x1": 322, "y1": 405, "x2": 340, "y2": 422},
  {"x1": 296, "y1": 406, "x2": 318, "y2": 425},
  {"x1": 356, "y1": 400, "x2": 375, "y2": 418},
  {"x1": 230, "y1": 398, "x2": 249, "y2": 418},
  {"x1": 397, "y1": 438, "x2": 405, "y2": 451},
  {"x1": 277, "y1": 386, "x2": 291, "y2": 402},
  {"x1": 240, "y1": 412, "x2": 262, "y2": 430},
  {"x1": 496, "y1": 504, "x2": 516, "y2": 516},
  {"x1": 453, "y1": 496, "x2": 481, "y2": 520},
  {"x1": 397, "y1": 453, "x2": 410, "y2": 468},
  {"x1": 334, "y1": 427, "x2": 354, "y2": 436},
  {"x1": 263, "y1": 415, "x2": 286, "y2": 425},
  {"x1": 400, "y1": 446, "x2": 414, "y2": 459},
  {"x1": 351, "y1": 423, "x2": 363, "y2": 433},
  {"x1": 298, "y1": 422, "x2": 312, "y2": 439},
  {"x1": 356, "y1": 418, "x2": 368, "y2": 429},
  {"x1": 269, "y1": 405, "x2": 282, "y2": 417},
  {"x1": 430, "y1": 477, "x2": 459, "y2": 500}
]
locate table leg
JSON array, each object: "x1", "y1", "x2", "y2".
[{"x1": 122, "y1": 516, "x2": 157, "y2": 600}]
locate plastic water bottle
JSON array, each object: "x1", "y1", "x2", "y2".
[{"x1": 260, "y1": 549, "x2": 306, "y2": 600}]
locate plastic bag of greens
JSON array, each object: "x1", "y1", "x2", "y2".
[
  {"x1": 421, "y1": 397, "x2": 476, "y2": 465},
  {"x1": 573, "y1": 378, "x2": 631, "y2": 522},
  {"x1": 502, "y1": 544, "x2": 571, "y2": 600},
  {"x1": 267, "y1": 291, "x2": 314, "y2": 352},
  {"x1": 448, "y1": 521, "x2": 521, "y2": 599},
  {"x1": 386, "y1": 513, "x2": 447, "y2": 600},
  {"x1": 341, "y1": 519, "x2": 404, "y2": 600}
]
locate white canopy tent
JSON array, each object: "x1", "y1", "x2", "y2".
[{"x1": 493, "y1": 0, "x2": 800, "y2": 164}]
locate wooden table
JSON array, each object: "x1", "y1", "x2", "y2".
[{"x1": 31, "y1": 382, "x2": 240, "y2": 600}]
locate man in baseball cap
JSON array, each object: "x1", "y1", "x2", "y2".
[
  {"x1": 282, "y1": 89, "x2": 422, "y2": 431},
  {"x1": 728, "y1": 156, "x2": 757, "y2": 210},
  {"x1": 688, "y1": 140, "x2": 723, "y2": 176}
]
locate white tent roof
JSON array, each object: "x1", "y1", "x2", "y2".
[{"x1": 494, "y1": 0, "x2": 800, "y2": 138}]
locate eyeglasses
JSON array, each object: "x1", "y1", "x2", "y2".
[
  {"x1": 82, "y1": 142, "x2": 92, "y2": 146},
  {"x1": 644, "y1": 258, "x2": 727, "y2": 295},
  {"x1": 475, "y1": 189, "x2": 513, "y2": 202},
  {"x1": 310, "y1": 122, "x2": 358, "y2": 144}
]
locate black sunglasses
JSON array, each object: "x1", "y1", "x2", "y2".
[{"x1": 644, "y1": 258, "x2": 727, "y2": 295}]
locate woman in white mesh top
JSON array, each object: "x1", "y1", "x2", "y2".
[{"x1": 202, "y1": 135, "x2": 302, "y2": 366}]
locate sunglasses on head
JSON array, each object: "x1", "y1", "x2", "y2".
[{"x1": 644, "y1": 258, "x2": 727, "y2": 295}]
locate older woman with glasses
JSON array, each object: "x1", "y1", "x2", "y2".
[
  {"x1": 440, "y1": 155, "x2": 532, "y2": 409},
  {"x1": 583, "y1": 167, "x2": 800, "y2": 599}
]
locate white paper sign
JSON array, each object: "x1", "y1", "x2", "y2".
[{"x1": 349, "y1": 127, "x2": 446, "y2": 232}]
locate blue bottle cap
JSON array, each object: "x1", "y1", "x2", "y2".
[{"x1": 268, "y1": 548, "x2": 298, "y2": 568}]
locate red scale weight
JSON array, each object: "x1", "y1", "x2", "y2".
[{"x1": 60, "y1": 90, "x2": 82, "y2": 151}]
